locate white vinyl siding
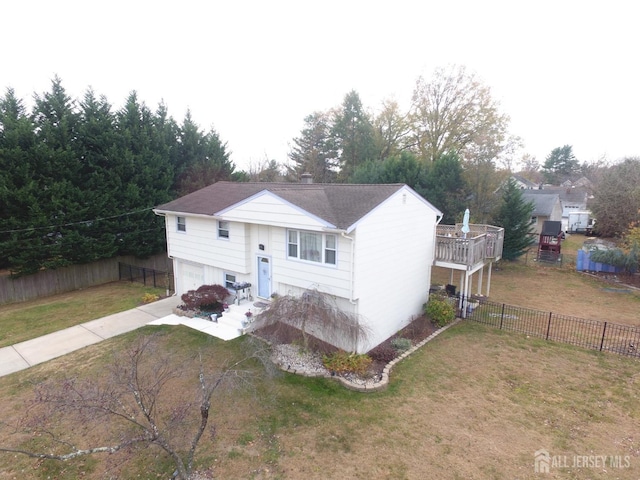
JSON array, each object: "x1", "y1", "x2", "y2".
[
  {"x1": 287, "y1": 230, "x2": 336, "y2": 265},
  {"x1": 166, "y1": 215, "x2": 251, "y2": 273}
]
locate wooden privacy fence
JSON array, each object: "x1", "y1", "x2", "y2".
[
  {"x1": 0, "y1": 254, "x2": 172, "y2": 304},
  {"x1": 459, "y1": 297, "x2": 640, "y2": 359}
]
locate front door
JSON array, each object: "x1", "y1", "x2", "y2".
[{"x1": 257, "y1": 256, "x2": 271, "y2": 298}]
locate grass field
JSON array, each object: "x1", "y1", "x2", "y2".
[
  {"x1": 0, "y1": 253, "x2": 639, "y2": 479},
  {"x1": 0, "y1": 323, "x2": 639, "y2": 479}
]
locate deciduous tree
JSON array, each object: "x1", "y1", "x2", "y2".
[
  {"x1": 589, "y1": 157, "x2": 640, "y2": 237},
  {"x1": 0, "y1": 334, "x2": 273, "y2": 480},
  {"x1": 409, "y1": 65, "x2": 510, "y2": 164}
]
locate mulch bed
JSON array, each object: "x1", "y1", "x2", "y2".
[{"x1": 254, "y1": 314, "x2": 439, "y2": 378}]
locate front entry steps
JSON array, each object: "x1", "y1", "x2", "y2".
[{"x1": 147, "y1": 300, "x2": 269, "y2": 341}]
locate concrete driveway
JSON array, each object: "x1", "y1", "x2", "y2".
[{"x1": 0, "y1": 295, "x2": 180, "y2": 378}]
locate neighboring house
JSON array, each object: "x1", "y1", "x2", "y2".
[
  {"x1": 520, "y1": 187, "x2": 590, "y2": 231},
  {"x1": 521, "y1": 192, "x2": 563, "y2": 235},
  {"x1": 511, "y1": 174, "x2": 539, "y2": 190},
  {"x1": 154, "y1": 181, "x2": 443, "y2": 353}
]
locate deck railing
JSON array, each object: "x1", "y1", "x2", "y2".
[{"x1": 435, "y1": 224, "x2": 504, "y2": 267}]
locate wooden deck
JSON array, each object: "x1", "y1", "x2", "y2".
[{"x1": 434, "y1": 224, "x2": 504, "y2": 271}]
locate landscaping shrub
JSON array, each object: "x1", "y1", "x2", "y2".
[
  {"x1": 181, "y1": 284, "x2": 230, "y2": 311},
  {"x1": 424, "y1": 295, "x2": 455, "y2": 327},
  {"x1": 322, "y1": 351, "x2": 372, "y2": 376},
  {"x1": 142, "y1": 293, "x2": 160, "y2": 304},
  {"x1": 391, "y1": 337, "x2": 412, "y2": 352}
]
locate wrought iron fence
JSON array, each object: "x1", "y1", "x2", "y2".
[
  {"x1": 118, "y1": 262, "x2": 174, "y2": 292},
  {"x1": 458, "y1": 296, "x2": 640, "y2": 359}
]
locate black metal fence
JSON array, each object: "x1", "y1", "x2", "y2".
[
  {"x1": 458, "y1": 296, "x2": 640, "y2": 359},
  {"x1": 118, "y1": 262, "x2": 174, "y2": 292}
]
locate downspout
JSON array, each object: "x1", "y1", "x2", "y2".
[
  {"x1": 340, "y1": 230, "x2": 359, "y2": 351},
  {"x1": 153, "y1": 211, "x2": 177, "y2": 297},
  {"x1": 433, "y1": 213, "x2": 443, "y2": 266},
  {"x1": 341, "y1": 231, "x2": 357, "y2": 305}
]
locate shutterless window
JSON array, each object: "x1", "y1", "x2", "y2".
[
  {"x1": 177, "y1": 216, "x2": 186, "y2": 232},
  {"x1": 287, "y1": 230, "x2": 298, "y2": 257},
  {"x1": 224, "y1": 272, "x2": 236, "y2": 289},
  {"x1": 218, "y1": 220, "x2": 229, "y2": 239},
  {"x1": 324, "y1": 234, "x2": 336, "y2": 265},
  {"x1": 287, "y1": 230, "x2": 336, "y2": 265}
]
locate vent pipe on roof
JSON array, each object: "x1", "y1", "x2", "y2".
[{"x1": 300, "y1": 173, "x2": 313, "y2": 184}]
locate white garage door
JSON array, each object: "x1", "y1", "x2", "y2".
[{"x1": 181, "y1": 262, "x2": 204, "y2": 294}]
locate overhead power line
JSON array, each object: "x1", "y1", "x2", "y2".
[{"x1": 0, "y1": 207, "x2": 156, "y2": 234}]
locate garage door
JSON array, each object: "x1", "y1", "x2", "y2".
[{"x1": 181, "y1": 262, "x2": 204, "y2": 294}]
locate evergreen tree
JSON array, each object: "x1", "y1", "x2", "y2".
[
  {"x1": 418, "y1": 152, "x2": 467, "y2": 224},
  {"x1": 494, "y1": 178, "x2": 535, "y2": 260},
  {"x1": 350, "y1": 151, "x2": 425, "y2": 190},
  {"x1": 542, "y1": 145, "x2": 579, "y2": 184},
  {"x1": 288, "y1": 111, "x2": 338, "y2": 183},
  {"x1": 174, "y1": 111, "x2": 233, "y2": 195},
  {"x1": 0, "y1": 88, "x2": 39, "y2": 271},
  {"x1": 331, "y1": 90, "x2": 378, "y2": 180},
  {"x1": 0, "y1": 79, "x2": 236, "y2": 275}
]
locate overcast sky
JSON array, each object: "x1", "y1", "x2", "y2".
[{"x1": 3, "y1": 0, "x2": 638, "y2": 171}]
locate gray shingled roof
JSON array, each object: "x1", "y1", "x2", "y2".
[
  {"x1": 155, "y1": 182, "x2": 416, "y2": 230},
  {"x1": 521, "y1": 192, "x2": 560, "y2": 216},
  {"x1": 522, "y1": 187, "x2": 589, "y2": 205}
]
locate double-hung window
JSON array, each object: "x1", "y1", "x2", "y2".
[
  {"x1": 177, "y1": 216, "x2": 186, "y2": 232},
  {"x1": 287, "y1": 230, "x2": 337, "y2": 265},
  {"x1": 218, "y1": 220, "x2": 230, "y2": 239}
]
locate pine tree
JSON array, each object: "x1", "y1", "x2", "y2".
[
  {"x1": 288, "y1": 111, "x2": 338, "y2": 183},
  {"x1": 331, "y1": 90, "x2": 378, "y2": 180},
  {"x1": 495, "y1": 178, "x2": 535, "y2": 260}
]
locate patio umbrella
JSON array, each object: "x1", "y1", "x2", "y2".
[{"x1": 461, "y1": 208, "x2": 470, "y2": 238}]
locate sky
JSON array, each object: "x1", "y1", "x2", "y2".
[{"x1": 2, "y1": 0, "x2": 638, "y2": 172}]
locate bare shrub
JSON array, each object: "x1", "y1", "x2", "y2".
[{"x1": 257, "y1": 289, "x2": 370, "y2": 352}]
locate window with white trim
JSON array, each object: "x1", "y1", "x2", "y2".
[
  {"x1": 287, "y1": 230, "x2": 337, "y2": 265},
  {"x1": 218, "y1": 220, "x2": 229, "y2": 239},
  {"x1": 177, "y1": 216, "x2": 186, "y2": 232}
]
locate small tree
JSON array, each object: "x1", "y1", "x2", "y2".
[
  {"x1": 495, "y1": 178, "x2": 536, "y2": 261},
  {"x1": 257, "y1": 289, "x2": 369, "y2": 353},
  {"x1": 0, "y1": 334, "x2": 273, "y2": 479}
]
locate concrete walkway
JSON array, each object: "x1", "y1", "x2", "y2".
[{"x1": 0, "y1": 295, "x2": 181, "y2": 378}]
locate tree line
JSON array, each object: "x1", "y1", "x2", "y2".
[
  {"x1": 3, "y1": 67, "x2": 638, "y2": 275},
  {"x1": 0, "y1": 77, "x2": 237, "y2": 276}
]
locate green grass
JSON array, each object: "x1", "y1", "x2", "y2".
[{"x1": 0, "y1": 281, "x2": 166, "y2": 347}]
